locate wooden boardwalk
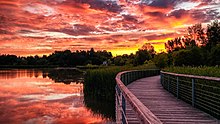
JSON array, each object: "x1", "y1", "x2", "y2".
[{"x1": 125, "y1": 76, "x2": 219, "y2": 124}]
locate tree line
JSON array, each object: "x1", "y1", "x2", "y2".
[
  {"x1": 1, "y1": 20, "x2": 219, "y2": 68},
  {"x1": 154, "y1": 20, "x2": 220, "y2": 68},
  {"x1": 0, "y1": 48, "x2": 112, "y2": 67},
  {"x1": 0, "y1": 42, "x2": 156, "y2": 67}
]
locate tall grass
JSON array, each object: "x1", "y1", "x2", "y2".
[
  {"x1": 83, "y1": 64, "x2": 158, "y2": 120},
  {"x1": 84, "y1": 64, "x2": 158, "y2": 100},
  {"x1": 164, "y1": 66, "x2": 220, "y2": 77}
]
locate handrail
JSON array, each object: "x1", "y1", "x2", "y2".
[
  {"x1": 115, "y1": 70, "x2": 162, "y2": 124},
  {"x1": 161, "y1": 71, "x2": 220, "y2": 119},
  {"x1": 161, "y1": 71, "x2": 220, "y2": 81}
]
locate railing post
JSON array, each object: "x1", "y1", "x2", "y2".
[
  {"x1": 168, "y1": 75, "x2": 170, "y2": 91},
  {"x1": 192, "y1": 78, "x2": 195, "y2": 107},
  {"x1": 126, "y1": 73, "x2": 128, "y2": 85},
  {"x1": 160, "y1": 73, "x2": 163, "y2": 85},
  {"x1": 125, "y1": 72, "x2": 129, "y2": 86},
  {"x1": 161, "y1": 73, "x2": 164, "y2": 86},
  {"x1": 122, "y1": 95, "x2": 126, "y2": 124},
  {"x1": 115, "y1": 85, "x2": 122, "y2": 124},
  {"x1": 177, "y1": 76, "x2": 179, "y2": 99}
]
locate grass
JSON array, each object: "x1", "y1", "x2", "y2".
[
  {"x1": 84, "y1": 64, "x2": 158, "y2": 99},
  {"x1": 83, "y1": 64, "x2": 158, "y2": 120},
  {"x1": 163, "y1": 66, "x2": 220, "y2": 77}
]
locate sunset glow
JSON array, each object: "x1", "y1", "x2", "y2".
[
  {"x1": 0, "y1": 69, "x2": 109, "y2": 123},
  {"x1": 0, "y1": 0, "x2": 220, "y2": 56}
]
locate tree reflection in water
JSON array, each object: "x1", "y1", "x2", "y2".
[
  {"x1": 83, "y1": 91, "x2": 115, "y2": 121},
  {"x1": 47, "y1": 68, "x2": 84, "y2": 84},
  {"x1": 47, "y1": 68, "x2": 115, "y2": 121}
]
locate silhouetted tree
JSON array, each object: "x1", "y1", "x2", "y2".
[
  {"x1": 187, "y1": 23, "x2": 206, "y2": 45},
  {"x1": 206, "y1": 20, "x2": 220, "y2": 50},
  {"x1": 133, "y1": 50, "x2": 151, "y2": 66},
  {"x1": 140, "y1": 43, "x2": 155, "y2": 57}
]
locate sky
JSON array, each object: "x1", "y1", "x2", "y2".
[{"x1": 0, "y1": 0, "x2": 220, "y2": 56}]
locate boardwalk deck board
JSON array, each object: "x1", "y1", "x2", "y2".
[{"x1": 125, "y1": 75, "x2": 219, "y2": 124}]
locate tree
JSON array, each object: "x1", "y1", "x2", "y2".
[
  {"x1": 208, "y1": 45, "x2": 220, "y2": 66},
  {"x1": 140, "y1": 43, "x2": 155, "y2": 56},
  {"x1": 153, "y1": 53, "x2": 168, "y2": 68},
  {"x1": 165, "y1": 40, "x2": 174, "y2": 52},
  {"x1": 133, "y1": 50, "x2": 151, "y2": 66},
  {"x1": 172, "y1": 48, "x2": 202, "y2": 66},
  {"x1": 187, "y1": 23, "x2": 206, "y2": 45},
  {"x1": 206, "y1": 20, "x2": 220, "y2": 50},
  {"x1": 182, "y1": 38, "x2": 196, "y2": 49},
  {"x1": 113, "y1": 56, "x2": 126, "y2": 66}
]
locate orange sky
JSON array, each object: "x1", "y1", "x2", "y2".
[{"x1": 0, "y1": 0, "x2": 220, "y2": 56}]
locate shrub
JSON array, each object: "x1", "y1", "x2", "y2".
[{"x1": 153, "y1": 53, "x2": 168, "y2": 68}]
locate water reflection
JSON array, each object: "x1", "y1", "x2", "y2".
[
  {"x1": 0, "y1": 69, "x2": 112, "y2": 124},
  {"x1": 47, "y1": 68, "x2": 83, "y2": 84},
  {"x1": 0, "y1": 69, "x2": 44, "y2": 79}
]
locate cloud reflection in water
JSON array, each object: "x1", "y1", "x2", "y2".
[{"x1": 0, "y1": 69, "x2": 110, "y2": 124}]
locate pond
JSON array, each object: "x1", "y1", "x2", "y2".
[{"x1": 0, "y1": 69, "x2": 114, "y2": 124}]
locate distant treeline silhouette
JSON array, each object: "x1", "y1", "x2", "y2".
[
  {"x1": 0, "y1": 48, "x2": 112, "y2": 67},
  {"x1": 0, "y1": 47, "x2": 156, "y2": 67},
  {"x1": 1, "y1": 20, "x2": 219, "y2": 68}
]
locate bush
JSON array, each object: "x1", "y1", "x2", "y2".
[
  {"x1": 164, "y1": 66, "x2": 220, "y2": 77},
  {"x1": 153, "y1": 53, "x2": 168, "y2": 68},
  {"x1": 133, "y1": 50, "x2": 152, "y2": 66},
  {"x1": 172, "y1": 48, "x2": 202, "y2": 66},
  {"x1": 208, "y1": 45, "x2": 220, "y2": 66},
  {"x1": 172, "y1": 50, "x2": 192, "y2": 66}
]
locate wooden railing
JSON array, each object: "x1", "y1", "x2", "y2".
[
  {"x1": 115, "y1": 69, "x2": 162, "y2": 124},
  {"x1": 161, "y1": 71, "x2": 220, "y2": 119}
]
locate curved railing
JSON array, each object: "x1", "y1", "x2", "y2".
[
  {"x1": 161, "y1": 71, "x2": 220, "y2": 119},
  {"x1": 115, "y1": 69, "x2": 162, "y2": 124}
]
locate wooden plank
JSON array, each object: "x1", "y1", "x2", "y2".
[
  {"x1": 115, "y1": 71, "x2": 162, "y2": 124},
  {"x1": 126, "y1": 76, "x2": 220, "y2": 124}
]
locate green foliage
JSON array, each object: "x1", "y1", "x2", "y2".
[
  {"x1": 84, "y1": 67, "x2": 121, "y2": 101},
  {"x1": 112, "y1": 54, "x2": 135, "y2": 66},
  {"x1": 172, "y1": 50, "x2": 192, "y2": 66},
  {"x1": 208, "y1": 45, "x2": 220, "y2": 66},
  {"x1": 163, "y1": 21, "x2": 220, "y2": 67},
  {"x1": 84, "y1": 64, "x2": 158, "y2": 120},
  {"x1": 133, "y1": 49, "x2": 152, "y2": 66},
  {"x1": 164, "y1": 66, "x2": 220, "y2": 77},
  {"x1": 153, "y1": 53, "x2": 168, "y2": 68},
  {"x1": 83, "y1": 67, "x2": 122, "y2": 120},
  {"x1": 113, "y1": 56, "x2": 126, "y2": 66},
  {"x1": 172, "y1": 47, "x2": 203, "y2": 66},
  {"x1": 83, "y1": 63, "x2": 156, "y2": 119},
  {"x1": 84, "y1": 64, "x2": 158, "y2": 100},
  {"x1": 206, "y1": 20, "x2": 220, "y2": 50}
]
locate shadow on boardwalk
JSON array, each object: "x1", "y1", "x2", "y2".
[{"x1": 126, "y1": 76, "x2": 219, "y2": 124}]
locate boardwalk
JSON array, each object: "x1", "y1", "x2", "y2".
[{"x1": 125, "y1": 76, "x2": 219, "y2": 124}]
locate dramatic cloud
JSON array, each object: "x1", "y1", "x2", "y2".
[{"x1": 0, "y1": 0, "x2": 220, "y2": 56}]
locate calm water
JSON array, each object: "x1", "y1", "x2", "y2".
[{"x1": 0, "y1": 69, "x2": 112, "y2": 124}]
